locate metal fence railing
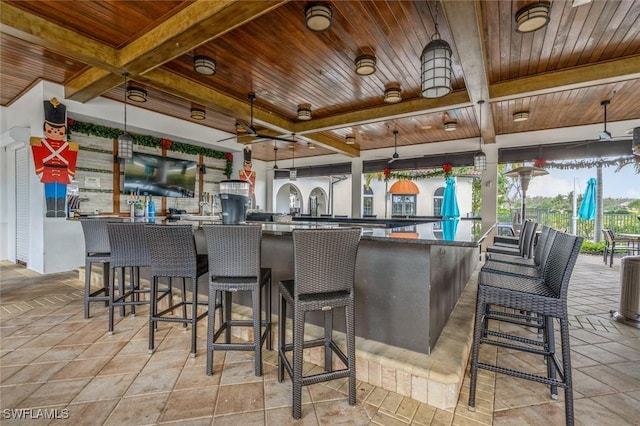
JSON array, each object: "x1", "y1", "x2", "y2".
[{"x1": 498, "y1": 209, "x2": 640, "y2": 240}]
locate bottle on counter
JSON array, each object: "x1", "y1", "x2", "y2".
[
  {"x1": 148, "y1": 196, "x2": 155, "y2": 218},
  {"x1": 144, "y1": 194, "x2": 149, "y2": 217}
]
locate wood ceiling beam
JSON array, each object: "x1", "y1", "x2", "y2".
[
  {"x1": 64, "y1": 0, "x2": 289, "y2": 102},
  {"x1": 292, "y1": 91, "x2": 471, "y2": 135},
  {"x1": 297, "y1": 133, "x2": 360, "y2": 158},
  {"x1": 489, "y1": 56, "x2": 640, "y2": 101},
  {"x1": 0, "y1": 2, "x2": 118, "y2": 69},
  {"x1": 441, "y1": 0, "x2": 496, "y2": 144}
]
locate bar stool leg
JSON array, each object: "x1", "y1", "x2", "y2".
[
  {"x1": 224, "y1": 292, "x2": 232, "y2": 343},
  {"x1": 560, "y1": 317, "x2": 574, "y2": 426},
  {"x1": 253, "y1": 286, "x2": 262, "y2": 376},
  {"x1": 190, "y1": 279, "x2": 198, "y2": 356},
  {"x1": 277, "y1": 294, "x2": 286, "y2": 383},
  {"x1": 468, "y1": 298, "x2": 485, "y2": 412},
  {"x1": 544, "y1": 316, "x2": 558, "y2": 399},
  {"x1": 182, "y1": 278, "x2": 187, "y2": 328},
  {"x1": 149, "y1": 277, "x2": 157, "y2": 353},
  {"x1": 346, "y1": 301, "x2": 356, "y2": 405},
  {"x1": 292, "y1": 307, "x2": 305, "y2": 420},
  {"x1": 206, "y1": 286, "x2": 215, "y2": 375},
  {"x1": 324, "y1": 310, "x2": 333, "y2": 372},
  {"x1": 265, "y1": 272, "x2": 272, "y2": 350}
]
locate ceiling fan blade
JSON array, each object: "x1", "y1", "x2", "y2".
[
  {"x1": 254, "y1": 133, "x2": 294, "y2": 143},
  {"x1": 216, "y1": 135, "x2": 237, "y2": 143}
]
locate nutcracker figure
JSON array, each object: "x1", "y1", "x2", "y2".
[
  {"x1": 239, "y1": 146, "x2": 256, "y2": 198},
  {"x1": 30, "y1": 98, "x2": 79, "y2": 217}
]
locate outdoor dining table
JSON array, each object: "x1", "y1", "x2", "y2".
[{"x1": 617, "y1": 233, "x2": 640, "y2": 254}]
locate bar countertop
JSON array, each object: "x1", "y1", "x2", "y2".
[{"x1": 74, "y1": 216, "x2": 491, "y2": 247}]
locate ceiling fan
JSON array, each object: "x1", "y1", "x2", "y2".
[
  {"x1": 217, "y1": 92, "x2": 293, "y2": 143},
  {"x1": 594, "y1": 99, "x2": 630, "y2": 142}
]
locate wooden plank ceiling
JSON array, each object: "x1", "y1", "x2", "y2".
[{"x1": 1, "y1": 0, "x2": 639, "y2": 162}]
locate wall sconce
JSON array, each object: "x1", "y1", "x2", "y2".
[
  {"x1": 194, "y1": 55, "x2": 216, "y2": 75},
  {"x1": 355, "y1": 54, "x2": 376, "y2": 76},
  {"x1": 420, "y1": 2, "x2": 452, "y2": 98},
  {"x1": 199, "y1": 164, "x2": 207, "y2": 174},
  {"x1": 297, "y1": 103, "x2": 312, "y2": 120},
  {"x1": 515, "y1": 1, "x2": 551, "y2": 33},
  {"x1": 345, "y1": 134, "x2": 356, "y2": 145},
  {"x1": 513, "y1": 111, "x2": 530, "y2": 122},
  {"x1": 304, "y1": 2, "x2": 332, "y2": 32},
  {"x1": 384, "y1": 83, "x2": 402, "y2": 103},
  {"x1": 126, "y1": 86, "x2": 147, "y2": 103},
  {"x1": 190, "y1": 107, "x2": 206, "y2": 120}
]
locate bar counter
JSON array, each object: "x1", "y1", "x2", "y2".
[{"x1": 77, "y1": 216, "x2": 488, "y2": 353}]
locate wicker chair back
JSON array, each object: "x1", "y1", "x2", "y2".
[
  {"x1": 202, "y1": 224, "x2": 261, "y2": 278},
  {"x1": 292, "y1": 228, "x2": 361, "y2": 297}
]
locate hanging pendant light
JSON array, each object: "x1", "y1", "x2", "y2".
[
  {"x1": 421, "y1": 2, "x2": 452, "y2": 98},
  {"x1": 289, "y1": 142, "x2": 297, "y2": 181},
  {"x1": 474, "y1": 100, "x2": 487, "y2": 171},
  {"x1": 117, "y1": 72, "x2": 133, "y2": 160}
]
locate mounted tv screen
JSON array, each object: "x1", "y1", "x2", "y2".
[{"x1": 124, "y1": 152, "x2": 197, "y2": 198}]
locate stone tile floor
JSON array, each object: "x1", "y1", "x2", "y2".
[{"x1": 1, "y1": 254, "x2": 639, "y2": 425}]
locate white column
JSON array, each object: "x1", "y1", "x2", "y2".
[
  {"x1": 351, "y1": 158, "x2": 363, "y2": 218},
  {"x1": 480, "y1": 144, "x2": 498, "y2": 234},
  {"x1": 265, "y1": 171, "x2": 274, "y2": 212}
]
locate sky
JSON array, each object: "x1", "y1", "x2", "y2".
[{"x1": 525, "y1": 162, "x2": 639, "y2": 199}]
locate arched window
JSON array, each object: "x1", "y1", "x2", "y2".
[{"x1": 433, "y1": 187, "x2": 445, "y2": 215}]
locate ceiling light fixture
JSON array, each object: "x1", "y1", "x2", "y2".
[
  {"x1": 308, "y1": 143, "x2": 316, "y2": 150},
  {"x1": 513, "y1": 111, "x2": 530, "y2": 122},
  {"x1": 289, "y1": 144, "x2": 297, "y2": 181},
  {"x1": 297, "y1": 103, "x2": 312, "y2": 120},
  {"x1": 474, "y1": 100, "x2": 487, "y2": 171},
  {"x1": 126, "y1": 85, "x2": 147, "y2": 103},
  {"x1": 355, "y1": 54, "x2": 376, "y2": 76},
  {"x1": 443, "y1": 114, "x2": 457, "y2": 131},
  {"x1": 117, "y1": 72, "x2": 133, "y2": 160},
  {"x1": 384, "y1": 83, "x2": 402, "y2": 103},
  {"x1": 421, "y1": 2, "x2": 452, "y2": 98},
  {"x1": 515, "y1": 1, "x2": 551, "y2": 33},
  {"x1": 345, "y1": 134, "x2": 356, "y2": 145},
  {"x1": 304, "y1": 2, "x2": 332, "y2": 32},
  {"x1": 190, "y1": 107, "x2": 205, "y2": 120},
  {"x1": 193, "y1": 55, "x2": 216, "y2": 75}
]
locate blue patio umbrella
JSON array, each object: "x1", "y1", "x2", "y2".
[
  {"x1": 442, "y1": 218, "x2": 459, "y2": 241},
  {"x1": 440, "y1": 176, "x2": 460, "y2": 219},
  {"x1": 578, "y1": 178, "x2": 596, "y2": 220}
]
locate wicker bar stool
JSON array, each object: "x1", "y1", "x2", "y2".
[
  {"x1": 486, "y1": 220, "x2": 537, "y2": 259},
  {"x1": 106, "y1": 222, "x2": 171, "y2": 334},
  {"x1": 468, "y1": 231, "x2": 583, "y2": 426},
  {"x1": 277, "y1": 228, "x2": 361, "y2": 419},
  {"x1": 202, "y1": 224, "x2": 272, "y2": 377},
  {"x1": 145, "y1": 225, "x2": 209, "y2": 356},
  {"x1": 80, "y1": 219, "x2": 115, "y2": 319}
]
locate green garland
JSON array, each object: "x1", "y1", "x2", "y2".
[
  {"x1": 365, "y1": 167, "x2": 473, "y2": 188},
  {"x1": 542, "y1": 156, "x2": 639, "y2": 174},
  {"x1": 67, "y1": 119, "x2": 233, "y2": 178}
]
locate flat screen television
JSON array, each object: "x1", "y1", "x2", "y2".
[{"x1": 124, "y1": 152, "x2": 197, "y2": 198}]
